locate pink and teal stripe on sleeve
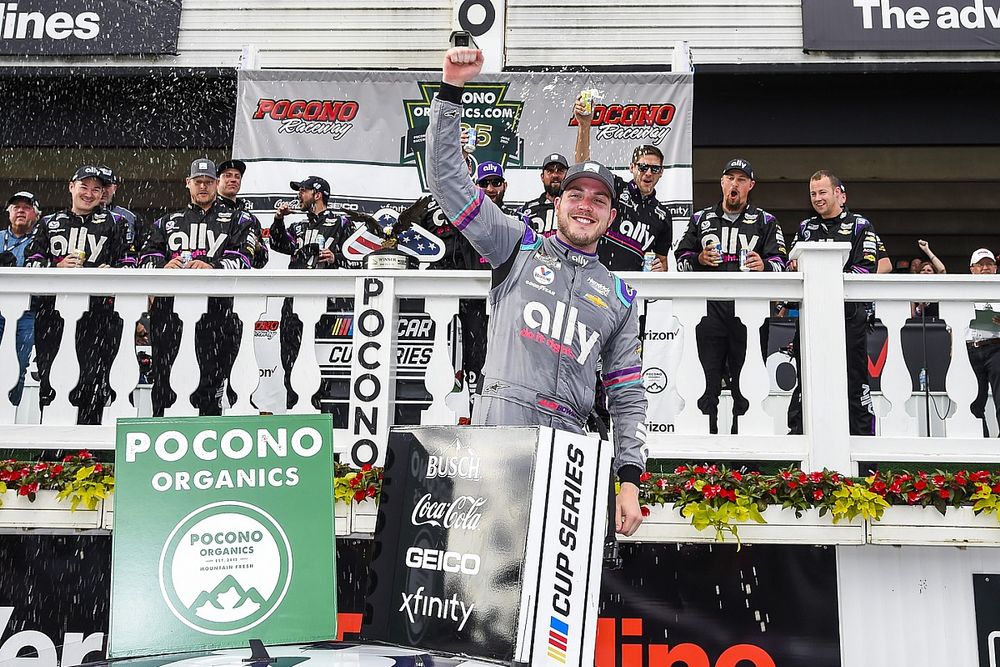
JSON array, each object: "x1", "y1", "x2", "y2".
[
  {"x1": 452, "y1": 189, "x2": 486, "y2": 231},
  {"x1": 603, "y1": 366, "x2": 642, "y2": 390}
]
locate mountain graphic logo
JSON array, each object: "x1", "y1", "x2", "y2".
[
  {"x1": 159, "y1": 501, "x2": 293, "y2": 635},
  {"x1": 189, "y1": 575, "x2": 267, "y2": 623}
]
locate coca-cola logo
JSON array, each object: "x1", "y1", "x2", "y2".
[{"x1": 410, "y1": 494, "x2": 486, "y2": 530}]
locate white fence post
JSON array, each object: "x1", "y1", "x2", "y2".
[{"x1": 794, "y1": 243, "x2": 852, "y2": 472}]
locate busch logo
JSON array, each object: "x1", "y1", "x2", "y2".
[
  {"x1": 410, "y1": 493, "x2": 485, "y2": 530},
  {"x1": 426, "y1": 454, "x2": 481, "y2": 480},
  {"x1": 522, "y1": 301, "x2": 601, "y2": 364},
  {"x1": 167, "y1": 223, "x2": 229, "y2": 255}
]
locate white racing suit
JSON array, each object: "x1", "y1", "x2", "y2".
[{"x1": 427, "y1": 84, "x2": 647, "y2": 485}]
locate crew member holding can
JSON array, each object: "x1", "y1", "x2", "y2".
[
  {"x1": 574, "y1": 92, "x2": 671, "y2": 272},
  {"x1": 139, "y1": 158, "x2": 257, "y2": 417},
  {"x1": 25, "y1": 165, "x2": 133, "y2": 424},
  {"x1": 674, "y1": 158, "x2": 787, "y2": 434}
]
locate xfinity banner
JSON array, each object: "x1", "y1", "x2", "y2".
[
  {"x1": 233, "y1": 69, "x2": 693, "y2": 250},
  {"x1": 0, "y1": 0, "x2": 182, "y2": 55},
  {"x1": 803, "y1": 0, "x2": 1000, "y2": 51},
  {"x1": 364, "y1": 426, "x2": 611, "y2": 665},
  {"x1": 109, "y1": 415, "x2": 337, "y2": 657}
]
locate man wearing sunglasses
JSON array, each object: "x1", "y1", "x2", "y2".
[
  {"x1": 474, "y1": 161, "x2": 520, "y2": 216},
  {"x1": 574, "y1": 99, "x2": 671, "y2": 272},
  {"x1": 675, "y1": 158, "x2": 788, "y2": 434}
]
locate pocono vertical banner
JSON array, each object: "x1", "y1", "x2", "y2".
[
  {"x1": 232, "y1": 69, "x2": 693, "y2": 263},
  {"x1": 109, "y1": 415, "x2": 336, "y2": 657}
]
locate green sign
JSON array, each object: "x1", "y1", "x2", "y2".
[{"x1": 110, "y1": 415, "x2": 337, "y2": 657}]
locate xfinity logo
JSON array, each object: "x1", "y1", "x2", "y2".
[{"x1": 0, "y1": 5, "x2": 100, "y2": 41}]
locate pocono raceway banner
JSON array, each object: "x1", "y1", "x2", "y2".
[{"x1": 232, "y1": 68, "x2": 693, "y2": 262}]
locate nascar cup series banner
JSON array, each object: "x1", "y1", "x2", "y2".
[
  {"x1": 109, "y1": 415, "x2": 337, "y2": 657},
  {"x1": 364, "y1": 426, "x2": 611, "y2": 665},
  {"x1": 232, "y1": 69, "x2": 693, "y2": 253}
]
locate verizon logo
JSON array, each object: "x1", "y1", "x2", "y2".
[{"x1": 0, "y1": 5, "x2": 100, "y2": 40}]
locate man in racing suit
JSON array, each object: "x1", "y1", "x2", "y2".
[
  {"x1": 675, "y1": 158, "x2": 787, "y2": 434},
  {"x1": 25, "y1": 165, "x2": 132, "y2": 424},
  {"x1": 429, "y1": 46, "x2": 647, "y2": 536},
  {"x1": 140, "y1": 158, "x2": 257, "y2": 416},
  {"x1": 269, "y1": 175, "x2": 352, "y2": 409},
  {"x1": 786, "y1": 169, "x2": 878, "y2": 436}
]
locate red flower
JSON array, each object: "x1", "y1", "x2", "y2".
[
  {"x1": 365, "y1": 485, "x2": 377, "y2": 498},
  {"x1": 788, "y1": 481, "x2": 798, "y2": 490},
  {"x1": 888, "y1": 480, "x2": 902, "y2": 494},
  {"x1": 640, "y1": 505, "x2": 651, "y2": 517},
  {"x1": 353, "y1": 490, "x2": 366, "y2": 502},
  {"x1": 639, "y1": 472, "x2": 652, "y2": 483},
  {"x1": 992, "y1": 484, "x2": 1000, "y2": 494},
  {"x1": 907, "y1": 492, "x2": 921, "y2": 504},
  {"x1": 78, "y1": 450, "x2": 92, "y2": 460},
  {"x1": 932, "y1": 475, "x2": 946, "y2": 487},
  {"x1": 798, "y1": 472, "x2": 808, "y2": 483},
  {"x1": 813, "y1": 489, "x2": 824, "y2": 501},
  {"x1": 720, "y1": 489, "x2": 737, "y2": 502},
  {"x1": 808, "y1": 472, "x2": 824, "y2": 484},
  {"x1": 62, "y1": 454, "x2": 75, "y2": 462},
  {"x1": 674, "y1": 465, "x2": 689, "y2": 474},
  {"x1": 693, "y1": 465, "x2": 707, "y2": 475},
  {"x1": 33, "y1": 463, "x2": 48, "y2": 471},
  {"x1": 94, "y1": 464, "x2": 104, "y2": 473},
  {"x1": 955, "y1": 473, "x2": 968, "y2": 486},
  {"x1": 972, "y1": 471, "x2": 991, "y2": 483},
  {"x1": 349, "y1": 475, "x2": 361, "y2": 488},
  {"x1": 872, "y1": 480, "x2": 887, "y2": 495},
  {"x1": 706, "y1": 465, "x2": 719, "y2": 476},
  {"x1": 684, "y1": 478, "x2": 696, "y2": 491},
  {"x1": 17, "y1": 485, "x2": 30, "y2": 496},
  {"x1": 938, "y1": 489, "x2": 950, "y2": 499},
  {"x1": 768, "y1": 487, "x2": 778, "y2": 495},
  {"x1": 702, "y1": 484, "x2": 720, "y2": 500},
  {"x1": 915, "y1": 479, "x2": 928, "y2": 491},
  {"x1": 50, "y1": 465, "x2": 63, "y2": 475},
  {"x1": 361, "y1": 463, "x2": 373, "y2": 472},
  {"x1": 780, "y1": 470, "x2": 792, "y2": 481},
  {"x1": 732, "y1": 471, "x2": 743, "y2": 482},
  {"x1": 656, "y1": 478, "x2": 667, "y2": 489}
]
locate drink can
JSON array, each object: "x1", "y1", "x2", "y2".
[
  {"x1": 579, "y1": 89, "x2": 594, "y2": 116},
  {"x1": 315, "y1": 234, "x2": 326, "y2": 250},
  {"x1": 739, "y1": 248, "x2": 750, "y2": 271},
  {"x1": 70, "y1": 249, "x2": 86, "y2": 263},
  {"x1": 180, "y1": 250, "x2": 192, "y2": 266},
  {"x1": 642, "y1": 251, "x2": 656, "y2": 272},
  {"x1": 463, "y1": 127, "x2": 477, "y2": 153}
]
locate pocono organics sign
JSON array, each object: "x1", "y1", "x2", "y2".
[{"x1": 109, "y1": 415, "x2": 337, "y2": 657}]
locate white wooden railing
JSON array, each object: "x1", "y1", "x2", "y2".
[{"x1": 1, "y1": 243, "x2": 998, "y2": 475}]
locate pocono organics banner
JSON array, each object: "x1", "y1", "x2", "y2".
[
  {"x1": 109, "y1": 415, "x2": 337, "y2": 657},
  {"x1": 233, "y1": 69, "x2": 693, "y2": 263}
]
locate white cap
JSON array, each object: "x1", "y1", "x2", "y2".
[{"x1": 970, "y1": 248, "x2": 996, "y2": 265}]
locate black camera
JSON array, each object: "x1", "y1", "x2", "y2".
[{"x1": 449, "y1": 30, "x2": 479, "y2": 49}]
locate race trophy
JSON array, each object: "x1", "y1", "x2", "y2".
[{"x1": 340, "y1": 197, "x2": 444, "y2": 269}]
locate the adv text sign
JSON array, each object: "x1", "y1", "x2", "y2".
[
  {"x1": 0, "y1": 0, "x2": 182, "y2": 55},
  {"x1": 110, "y1": 415, "x2": 337, "y2": 657},
  {"x1": 802, "y1": 0, "x2": 1000, "y2": 51}
]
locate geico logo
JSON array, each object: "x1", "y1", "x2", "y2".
[
  {"x1": 125, "y1": 427, "x2": 324, "y2": 463},
  {"x1": 253, "y1": 99, "x2": 359, "y2": 122},
  {"x1": 522, "y1": 301, "x2": 601, "y2": 364},
  {"x1": 404, "y1": 547, "x2": 481, "y2": 575},
  {"x1": 411, "y1": 493, "x2": 486, "y2": 530},
  {"x1": 167, "y1": 225, "x2": 229, "y2": 255},
  {"x1": 0, "y1": 8, "x2": 100, "y2": 40},
  {"x1": 426, "y1": 454, "x2": 481, "y2": 480},
  {"x1": 49, "y1": 229, "x2": 106, "y2": 259}
]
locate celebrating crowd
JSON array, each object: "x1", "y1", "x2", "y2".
[{"x1": 0, "y1": 84, "x2": 998, "y2": 442}]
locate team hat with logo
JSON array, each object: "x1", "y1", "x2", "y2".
[
  {"x1": 72, "y1": 165, "x2": 113, "y2": 185},
  {"x1": 97, "y1": 166, "x2": 117, "y2": 184},
  {"x1": 6, "y1": 191, "x2": 40, "y2": 211},
  {"x1": 189, "y1": 159, "x2": 218, "y2": 179},
  {"x1": 970, "y1": 248, "x2": 997, "y2": 265},
  {"x1": 542, "y1": 153, "x2": 569, "y2": 169},
  {"x1": 723, "y1": 158, "x2": 754, "y2": 180},
  {"x1": 476, "y1": 161, "x2": 504, "y2": 183},
  {"x1": 217, "y1": 159, "x2": 247, "y2": 176},
  {"x1": 560, "y1": 161, "x2": 617, "y2": 202},
  {"x1": 290, "y1": 176, "x2": 331, "y2": 196}
]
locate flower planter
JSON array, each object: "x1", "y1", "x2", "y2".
[
  {"x1": 351, "y1": 498, "x2": 378, "y2": 535},
  {"x1": 868, "y1": 505, "x2": 1000, "y2": 546},
  {"x1": 621, "y1": 504, "x2": 866, "y2": 546},
  {"x1": 0, "y1": 490, "x2": 104, "y2": 531},
  {"x1": 102, "y1": 493, "x2": 114, "y2": 530},
  {"x1": 335, "y1": 501, "x2": 351, "y2": 536}
]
